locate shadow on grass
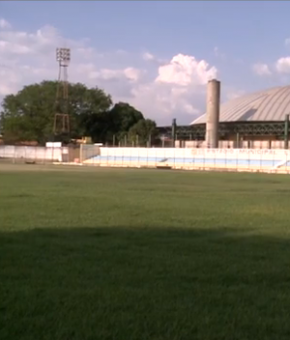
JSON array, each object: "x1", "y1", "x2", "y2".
[{"x1": 1, "y1": 226, "x2": 290, "y2": 340}]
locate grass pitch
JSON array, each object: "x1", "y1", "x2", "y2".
[{"x1": 1, "y1": 164, "x2": 290, "y2": 340}]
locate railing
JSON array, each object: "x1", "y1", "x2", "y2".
[{"x1": 179, "y1": 140, "x2": 286, "y2": 149}]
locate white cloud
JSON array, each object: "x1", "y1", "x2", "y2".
[
  {"x1": 127, "y1": 54, "x2": 218, "y2": 123},
  {"x1": 0, "y1": 19, "x2": 219, "y2": 124},
  {"x1": 156, "y1": 54, "x2": 217, "y2": 86},
  {"x1": 123, "y1": 67, "x2": 143, "y2": 82},
  {"x1": 252, "y1": 63, "x2": 271, "y2": 76},
  {"x1": 89, "y1": 67, "x2": 143, "y2": 82},
  {"x1": 142, "y1": 52, "x2": 155, "y2": 61},
  {"x1": 0, "y1": 18, "x2": 11, "y2": 29},
  {"x1": 130, "y1": 83, "x2": 202, "y2": 123},
  {"x1": 276, "y1": 57, "x2": 290, "y2": 74},
  {"x1": 141, "y1": 51, "x2": 166, "y2": 66}
]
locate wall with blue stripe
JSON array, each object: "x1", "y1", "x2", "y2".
[{"x1": 82, "y1": 147, "x2": 290, "y2": 173}]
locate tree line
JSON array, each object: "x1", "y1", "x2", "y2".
[{"x1": 0, "y1": 81, "x2": 158, "y2": 146}]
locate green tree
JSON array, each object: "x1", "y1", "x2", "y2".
[
  {"x1": 128, "y1": 119, "x2": 158, "y2": 146},
  {"x1": 80, "y1": 111, "x2": 112, "y2": 144},
  {"x1": 108, "y1": 102, "x2": 144, "y2": 142},
  {"x1": 83, "y1": 102, "x2": 146, "y2": 145},
  {"x1": 0, "y1": 81, "x2": 112, "y2": 144},
  {"x1": 80, "y1": 103, "x2": 146, "y2": 145}
]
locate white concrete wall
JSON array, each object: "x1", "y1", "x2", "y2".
[
  {"x1": 3, "y1": 145, "x2": 290, "y2": 173},
  {"x1": 0, "y1": 145, "x2": 68, "y2": 162},
  {"x1": 83, "y1": 147, "x2": 290, "y2": 173}
]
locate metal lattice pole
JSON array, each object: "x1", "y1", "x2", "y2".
[{"x1": 53, "y1": 48, "x2": 71, "y2": 136}]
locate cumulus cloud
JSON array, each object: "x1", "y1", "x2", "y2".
[
  {"x1": 0, "y1": 18, "x2": 219, "y2": 124},
  {"x1": 276, "y1": 57, "x2": 290, "y2": 74},
  {"x1": 130, "y1": 83, "x2": 203, "y2": 124},
  {"x1": 252, "y1": 63, "x2": 271, "y2": 76},
  {"x1": 156, "y1": 54, "x2": 217, "y2": 86},
  {"x1": 128, "y1": 54, "x2": 218, "y2": 123}
]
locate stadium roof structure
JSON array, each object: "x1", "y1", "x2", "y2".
[
  {"x1": 191, "y1": 85, "x2": 290, "y2": 125},
  {"x1": 157, "y1": 85, "x2": 290, "y2": 141}
]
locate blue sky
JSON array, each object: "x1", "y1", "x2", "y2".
[{"x1": 1, "y1": 1, "x2": 290, "y2": 124}]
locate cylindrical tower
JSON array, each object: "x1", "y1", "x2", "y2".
[{"x1": 205, "y1": 79, "x2": 221, "y2": 148}]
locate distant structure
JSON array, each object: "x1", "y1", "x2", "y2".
[
  {"x1": 205, "y1": 79, "x2": 221, "y2": 148},
  {"x1": 157, "y1": 82, "x2": 290, "y2": 149},
  {"x1": 53, "y1": 47, "x2": 71, "y2": 136},
  {"x1": 191, "y1": 84, "x2": 290, "y2": 147}
]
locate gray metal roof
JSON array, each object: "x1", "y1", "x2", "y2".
[{"x1": 191, "y1": 85, "x2": 290, "y2": 125}]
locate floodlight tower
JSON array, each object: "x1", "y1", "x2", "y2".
[{"x1": 53, "y1": 47, "x2": 71, "y2": 136}]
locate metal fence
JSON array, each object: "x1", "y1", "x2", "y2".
[{"x1": 179, "y1": 140, "x2": 286, "y2": 149}]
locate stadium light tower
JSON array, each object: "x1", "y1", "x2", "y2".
[{"x1": 53, "y1": 47, "x2": 71, "y2": 136}]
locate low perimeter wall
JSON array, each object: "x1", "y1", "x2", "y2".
[
  {"x1": 81, "y1": 147, "x2": 290, "y2": 173},
  {"x1": 0, "y1": 145, "x2": 68, "y2": 162},
  {"x1": 2, "y1": 145, "x2": 290, "y2": 174}
]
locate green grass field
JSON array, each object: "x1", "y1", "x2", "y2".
[{"x1": 1, "y1": 164, "x2": 290, "y2": 340}]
